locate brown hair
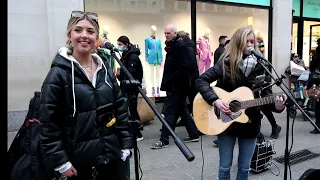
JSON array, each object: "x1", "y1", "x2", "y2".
[
  {"x1": 65, "y1": 14, "x2": 100, "y2": 55},
  {"x1": 177, "y1": 30, "x2": 187, "y2": 39}
]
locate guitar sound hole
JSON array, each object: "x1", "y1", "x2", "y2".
[{"x1": 229, "y1": 100, "x2": 241, "y2": 113}]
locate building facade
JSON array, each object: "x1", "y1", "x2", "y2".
[{"x1": 8, "y1": 0, "x2": 302, "y2": 131}]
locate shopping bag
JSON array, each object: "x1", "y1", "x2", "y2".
[
  {"x1": 137, "y1": 97, "x2": 155, "y2": 124},
  {"x1": 298, "y1": 70, "x2": 310, "y2": 82},
  {"x1": 290, "y1": 61, "x2": 305, "y2": 76}
]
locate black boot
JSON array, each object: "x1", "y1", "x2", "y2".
[
  {"x1": 310, "y1": 129, "x2": 320, "y2": 134},
  {"x1": 270, "y1": 125, "x2": 282, "y2": 139}
]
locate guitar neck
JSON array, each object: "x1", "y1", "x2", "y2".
[{"x1": 240, "y1": 91, "x2": 300, "y2": 109}]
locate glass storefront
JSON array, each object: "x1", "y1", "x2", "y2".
[
  {"x1": 84, "y1": 0, "x2": 270, "y2": 97},
  {"x1": 303, "y1": 21, "x2": 320, "y2": 66},
  {"x1": 195, "y1": 1, "x2": 269, "y2": 71},
  {"x1": 292, "y1": 0, "x2": 320, "y2": 67},
  {"x1": 85, "y1": 0, "x2": 192, "y2": 97}
]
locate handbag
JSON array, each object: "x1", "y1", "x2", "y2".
[
  {"x1": 137, "y1": 97, "x2": 155, "y2": 124},
  {"x1": 310, "y1": 69, "x2": 320, "y2": 85}
]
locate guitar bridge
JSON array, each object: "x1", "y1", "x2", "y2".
[{"x1": 214, "y1": 106, "x2": 220, "y2": 118}]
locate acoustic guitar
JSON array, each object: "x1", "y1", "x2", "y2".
[{"x1": 193, "y1": 86, "x2": 320, "y2": 136}]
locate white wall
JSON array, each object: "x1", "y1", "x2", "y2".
[
  {"x1": 272, "y1": 0, "x2": 293, "y2": 91},
  {"x1": 8, "y1": 0, "x2": 84, "y2": 112}
]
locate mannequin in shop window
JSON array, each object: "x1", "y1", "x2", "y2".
[
  {"x1": 96, "y1": 25, "x2": 117, "y2": 75},
  {"x1": 197, "y1": 28, "x2": 212, "y2": 75},
  {"x1": 145, "y1": 25, "x2": 163, "y2": 97}
]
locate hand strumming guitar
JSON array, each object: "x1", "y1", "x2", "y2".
[{"x1": 213, "y1": 99, "x2": 231, "y2": 114}]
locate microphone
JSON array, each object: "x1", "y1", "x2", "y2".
[
  {"x1": 248, "y1": 47, "x2": 267, "y2": 61},
  {"x1": 101, "y1": 40, "x2": 119, "y2": 52}
]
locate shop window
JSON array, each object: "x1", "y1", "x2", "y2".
[
  {"x1": 302, "y1": 21, "x2": 320, "y2": 67},
  {"x1": 84, "y1": 0, "x2": 191, "y2": 97},
  {"x1": 195, "y1": 1, "x2": 269, "y2": 75}
]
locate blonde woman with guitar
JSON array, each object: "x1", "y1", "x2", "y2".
[{"x1": 195, "y1": 27, "x2": 287, "y2": 180}]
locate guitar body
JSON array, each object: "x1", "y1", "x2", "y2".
[{"x1": 193, "y1": 86, "x2": 255, "y2": 135}]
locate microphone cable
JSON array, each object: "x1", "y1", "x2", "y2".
[
  {"x1": 262, "y1": 59, "x2": 296, "y2": 180},
  {"x1": 200, "y1": 134, "x2": 205, "y2": 180}
]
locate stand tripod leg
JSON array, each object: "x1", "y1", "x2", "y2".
[
  {"x1": 284, "y1": 104, "x2": 291, "y2": 180},
  {"x1": 133, "y1": 133, "x2": 139, "y2": 180},
  {"x1": 128, "y1": 120, "x2": 141, "y2": 180}
]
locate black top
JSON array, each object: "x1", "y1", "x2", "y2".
[{"x1": 39, "y1": 53, "x2": 132, "y2": 170}]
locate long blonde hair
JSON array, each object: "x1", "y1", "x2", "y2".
[
  {"x1": 219, "y1": 27, "x2": 259, "y2": 81},
  {"x1": 65, "y1": 15, "x2": 100, "y2": 55}
]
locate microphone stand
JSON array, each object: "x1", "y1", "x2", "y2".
[
  {"x1": 254, "y1": 57, "x2": 320, "y2": 180},
  {"x1": 108, "y1": 49, "x2": 195, "y2": 180}
]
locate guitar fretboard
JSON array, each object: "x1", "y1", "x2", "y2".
[{"x1": 240, "y1": 91, "x2": 300, "y2": 109}]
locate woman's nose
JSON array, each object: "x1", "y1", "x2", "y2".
[{"x1": 81, "y1": 32, "x2": 88, "y2": 38}]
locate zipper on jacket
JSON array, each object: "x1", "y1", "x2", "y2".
[{"x1": 93, "y1": 88, "x2": 109, "y2": 164}]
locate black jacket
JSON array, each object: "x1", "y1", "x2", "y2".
[
  {"x1": 213, "y1": 44, "x2": 225, "y2": 65},
  {"x1": 161, "y1": 36, "x2": 192, "y2": 92},
  {"x1": 309, "y1": 46, "x2": 320, "y2": 72},
  {"x1": 195, "y1": 56, "x2": 283, "y2": 138},
  {"x1": 118, "y1": 45, "x2": 143, "y2": 84},
  {"x1": 39, "y1": 49, "x2": 132, "y2": 171},
  {"x1": 182, "y1": 36, "x2": 199, "y2": 83}
]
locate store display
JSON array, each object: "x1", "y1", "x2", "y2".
[
  {"x1": 256, "y1": 30, "x2": 265, "y2": 55},
  {"x1": 96, "y1": 25, "x2": 117, "y2": 74},
  {"x1": 84, "y1": 0, "x2": 269, "y2": 99},
  {"x1": 145, "y1": 25, "x2": 163, "y2": 97},
  {"x1": 197, "y1": 28, "x2": 212, "y2": 74}
]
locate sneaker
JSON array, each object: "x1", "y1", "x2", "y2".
[
  {"x1": 270, "y1": 125, "x2": 282, "y2": 139},
  {"x1": 151, "y1": 140, "x2": 169, "y2": 149},
  {"x1": 137, "y1": 137, "x2": 144, "y2": 142},
  {"x1": 310, "y1": 129, "x2": 320, "y2": 134},
  {"x1": 176, "y1": 120, "x2": 184, "y2": 127},
  {"x1": 183, "y1": 137, "x2": 199, "y2": 143}
]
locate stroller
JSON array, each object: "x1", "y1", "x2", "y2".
[{"x1": 286, "y1": 69, "x2": 316, "y2": 120}]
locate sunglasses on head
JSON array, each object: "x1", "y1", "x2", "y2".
[
  {"x1": 71, "y1": 11, "x2": 98, "y2": 21},
  {"x1": 294, "y1": 55, "x2": 299, "y2": 58}
]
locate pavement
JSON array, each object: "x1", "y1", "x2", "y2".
[{"x1": 7, "y1": 103, "x2": 320, "y2": 180}]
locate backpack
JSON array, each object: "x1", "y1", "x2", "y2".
[
  {"x1": 8, "y1": 91, "x2": 60, "y2": 180},
  {"x1": 298, "y1": 169, "x2": 320, "y2": 180}
]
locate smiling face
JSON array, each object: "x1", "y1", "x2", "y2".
[{"x1": 68, "y1": 19, "x2": 98, "y2": 55}]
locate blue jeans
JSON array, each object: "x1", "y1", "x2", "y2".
[{"x1": 218, "y1": 135, "x2": 257, "y2": 180}]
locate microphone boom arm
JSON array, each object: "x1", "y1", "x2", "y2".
[{"x1": 108, "y1": 48, "x2": 195, "y2": 162}]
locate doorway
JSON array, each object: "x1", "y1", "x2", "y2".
[{"x1": 309, "y1": 24, "x2": 320, "y2": 65}]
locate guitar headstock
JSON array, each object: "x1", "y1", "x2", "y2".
[{"x1": 306, "y1": 85, "x2": 320, "y2": 98}]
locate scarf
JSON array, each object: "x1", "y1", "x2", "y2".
[
  {"x1": 240, "y1": 55, "x2": 257, "y2": 77},
  {"x1": 164, "y1": 35, "x2": 178, "y2": 53}
]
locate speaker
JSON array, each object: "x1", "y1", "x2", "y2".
[{"x1": 298, "y1": 169, "x2": 320, "y2": 180}]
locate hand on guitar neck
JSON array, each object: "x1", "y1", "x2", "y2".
[{"x1": 213, "y1": 92, "x2": 287, "y2": 115}]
